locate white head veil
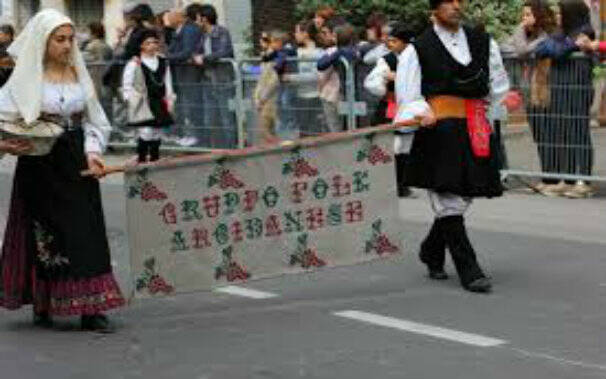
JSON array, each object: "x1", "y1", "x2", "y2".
[{"x1": 5, "y1": 9, "x2": 101, "y2": 125}]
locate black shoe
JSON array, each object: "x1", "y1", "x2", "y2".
[
  {"x1": 463, "y1": 277, "x2": 492, "y2": 293},
  {"x1": 428, "y1": 269, "x2": 449, "y2": 280},
  {"x1": 81, "y1": 314, "x2": 114, "y2": 333},
  {"x1": 33, "y1": 311, "x2": 53, "y2": 328}
]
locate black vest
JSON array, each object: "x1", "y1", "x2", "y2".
[
  {"x1": 140, "y1": 57, "x2": 174, "y2": 127},
  {"x1": 413, "y1": 26, "x2": 489, "y2": 99}
]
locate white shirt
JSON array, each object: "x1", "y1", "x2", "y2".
[
  {"x1": 363, "y1": 43, "x2": 390, "y2": 65},
  {"x1": 0, "y1": 81, "x2": 108, "y2": 156},
  {"x1": 122, "y1": 55, "x2": 176, "y2": 141},
  {"x1": 364, "y1": 56, "x2": 394, "y2": 97},
  {"x1": 394, "y1": 23, "x2": 510, "y2": 122},
  {"x1": 122, "y1": 55, "x2": 176, "y2": 106}
]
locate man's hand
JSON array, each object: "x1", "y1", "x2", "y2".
[
  {"x1": 386, "y1": 71, "x2": 396, "y2": 82},
  {"x1": 417, "y1": 109, "x2": 437, "y2": 127},
  {"x1": 193, "y1": 54, "x2": 204, "y2": 66},
  {"x1": 501, "y1": 90, "x2": 523, "y2": 112},
  {"x1": 0, "y1": 138, "x2": 33, "y2": 155},
  {"x1": 84, "y1": 152, "x2": 106, "y2": 179}
]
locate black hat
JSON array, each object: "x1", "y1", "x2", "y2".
[{"x1": 134, "y1": 28, "x2": 160, "y2": 50}]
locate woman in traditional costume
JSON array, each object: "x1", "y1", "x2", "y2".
[{"x1": 0, "y1": 9, "x2": 125, "y2": 331}]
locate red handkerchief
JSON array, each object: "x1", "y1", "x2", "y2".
[{"x1": 465, "y1": 99, "x2": 491, "y2": 158}]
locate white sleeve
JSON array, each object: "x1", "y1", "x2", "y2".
[
  {"x1": 83, "y1": 97, "x2": 111, "y2": 154},
  {"x1": 363, "y1": 44, "x2": 389, "y2": 65},
  {"x1": 489, "y1": 38, "x2": 510, "y2": 105},
  {"x1": 364, "y1": 58, "x2": 389, "y2": 97},
  {"x1": 394, "y1": 45, "x2": 430, "y2": 122},
  {"x1": 121, "y1": 60, "x2": 138, "y2": 102}
]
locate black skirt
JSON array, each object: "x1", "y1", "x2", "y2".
[
  {"x1": 0, "y1": 127, "x2": 124, "y2": 316},
  {"x1": 401, "y1": 118, "x2": 503, "y2": 198}
]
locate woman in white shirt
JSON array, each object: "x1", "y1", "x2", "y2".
[{"x1": 0, "y1": 9, "x2": 124, "y2": 331}]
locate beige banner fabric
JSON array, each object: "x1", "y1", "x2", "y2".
[{"x1": 125, "y1": 127, "x2": 408, "y2": 299}]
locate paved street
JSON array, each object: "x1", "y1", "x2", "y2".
[{"x1": 1, "y1": 153, "x2": 605, "y2": 379}]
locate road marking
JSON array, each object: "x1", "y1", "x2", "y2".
[
  {"x1": 333, "y1": 310, "x2": 507, "y2": 347},
  {"x1": 214, "y1": 285, "x2": 278, "y2": 299}
]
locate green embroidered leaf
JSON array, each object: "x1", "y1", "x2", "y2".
[
  {"x1": 144, "y1": 257, "x2": 156, "y2": 270},
  {"x1": 372, "y1": 220, "x2": 382, "y2": 233},
  {"x1": 356, "y1": 150, "x2": 367, "y2": 162},
  {"x1": 208, "y1": 175, "x2": 218, "y2": 188},
  {"x1": 282, "y1": 163, "x2": 292, "y2": 175},
  {"x1": 365, "y1": 241, "x2": 373, "y2": 253}
]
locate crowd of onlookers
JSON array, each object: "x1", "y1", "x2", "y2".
[{"x1": 0, "y1": 1, "x2": 602, "y2": 197}]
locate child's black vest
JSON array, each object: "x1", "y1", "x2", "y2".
[{"x1": 141, "y1": 56, "x2": 174, "y2": 127}]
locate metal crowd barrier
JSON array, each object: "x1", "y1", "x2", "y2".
[
  {"x1": 501, "y1": 54, "x2": 605, "y2": 183},
  {"x1": 2, "y1": 53, "x2": 604, "y2": 184}
]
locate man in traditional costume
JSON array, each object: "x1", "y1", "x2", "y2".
[{"x1": 394, "y1": 0, "x2": 511, "y2": 293}]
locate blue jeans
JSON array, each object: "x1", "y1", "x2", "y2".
[{"x1": 202, "y1": 84, "x2": 236, "y2": 148}]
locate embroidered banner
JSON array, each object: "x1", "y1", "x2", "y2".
[{"x1": 125, "y1": 126, "x2": 409, "y2": 298}]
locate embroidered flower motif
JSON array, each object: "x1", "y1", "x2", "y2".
[
  {"x1": 33, "y1": 222, "x2": 70, "y2": 267},
  {"x1": 289, "y1": 233, "x2": 327, "y2": 269},
  {"x1": 214, "y1": 246, "x2": 251, "y2": 282},
  {"x1": 282, "y1": 150, "x2": 319, "y2": 178},
  {"x1": 208, "y1": 166, "x2": 245, "y2": 189},
  {"x1": 365, "y1": 220, "x2": 399, "y2": 256},
  {"x1": 356, "y1": 135, "x2": 393, "y2": 165},
  {"x1": 136, "y1": 257, "x2": 175, "y2": 295},
  {"x1": 127, "y1": 169, "x2": 168, "y2": 202}
]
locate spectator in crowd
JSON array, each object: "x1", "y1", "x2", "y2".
[
  {"x1": 103, "y1": 3, "x2": 155, "y2": 87},
  {"x1": 157, "y1": 10, "x2": 176, "y2": 50},
  {"x1": 254, "y1": 31, "x2": 286, "y2": 144},
  {"x1": 364, "y1": 22, "x2": 415, "y2": 197},
  {"x1": 535, "y1": 0, "x2": 595, "y2": 198},
  {"x1": 102, "y1": 3, "x2": 155, "y2": 141},
  {"x1": 167, "y1": 4, "x2": 204, "y2": 147},
  {"x1": 504, "y1": 0, "x2": 556, "y2": 192},
  {"x1": 364, "y1": 22, "x2": 413, "y2": 125},
  {"x1": 192, "y1": 4, "x2": 236, "y2": 148},
  {"x1": 82, "y1": 22, "x2": 114, "y2": 127},
  {"x1": 504, "y1": 0, "x2": 554, "y2": 57},
  {"x1": 119, "y1": 3, "x2": 156, "y2": 61},
  {"x1": 360, "y1": 12, "x2": 390, "y2": 65},
  {"x1": 0, "y1": 24, "x2": 15, "y2": 87},
  {"x1": 0, "y1": 24, "x2": 14, "y2": 57},
  {"x1": 313, "y1": 6, "x2": 336, "y2": 36},
  {"x1": 317, "y1": 20, "x2": 357, "y2": 132},
  {"x1": 294, "y1": 20, "x2": 323, "y2": 138},
  {"x1": 83, "y1": 22, "x2": 113, "y2": 62},
  {"x1": 123, "y1": 28, "x2": 176, "y2": 163}
]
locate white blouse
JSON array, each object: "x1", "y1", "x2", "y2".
[
  {"x1": 0, "y1": 81, "x2": 109, "y2": 157},
  {"x1": 394, "y1": 23, "x2": 510, "y2": 122}
]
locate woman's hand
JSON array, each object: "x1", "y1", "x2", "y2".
[
  {"x1": 0, "y1": 138, "x2": 33, "y2": 155},
  {"x1": 85, "y1": 152, "x2": 106, "y2": 179}
]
